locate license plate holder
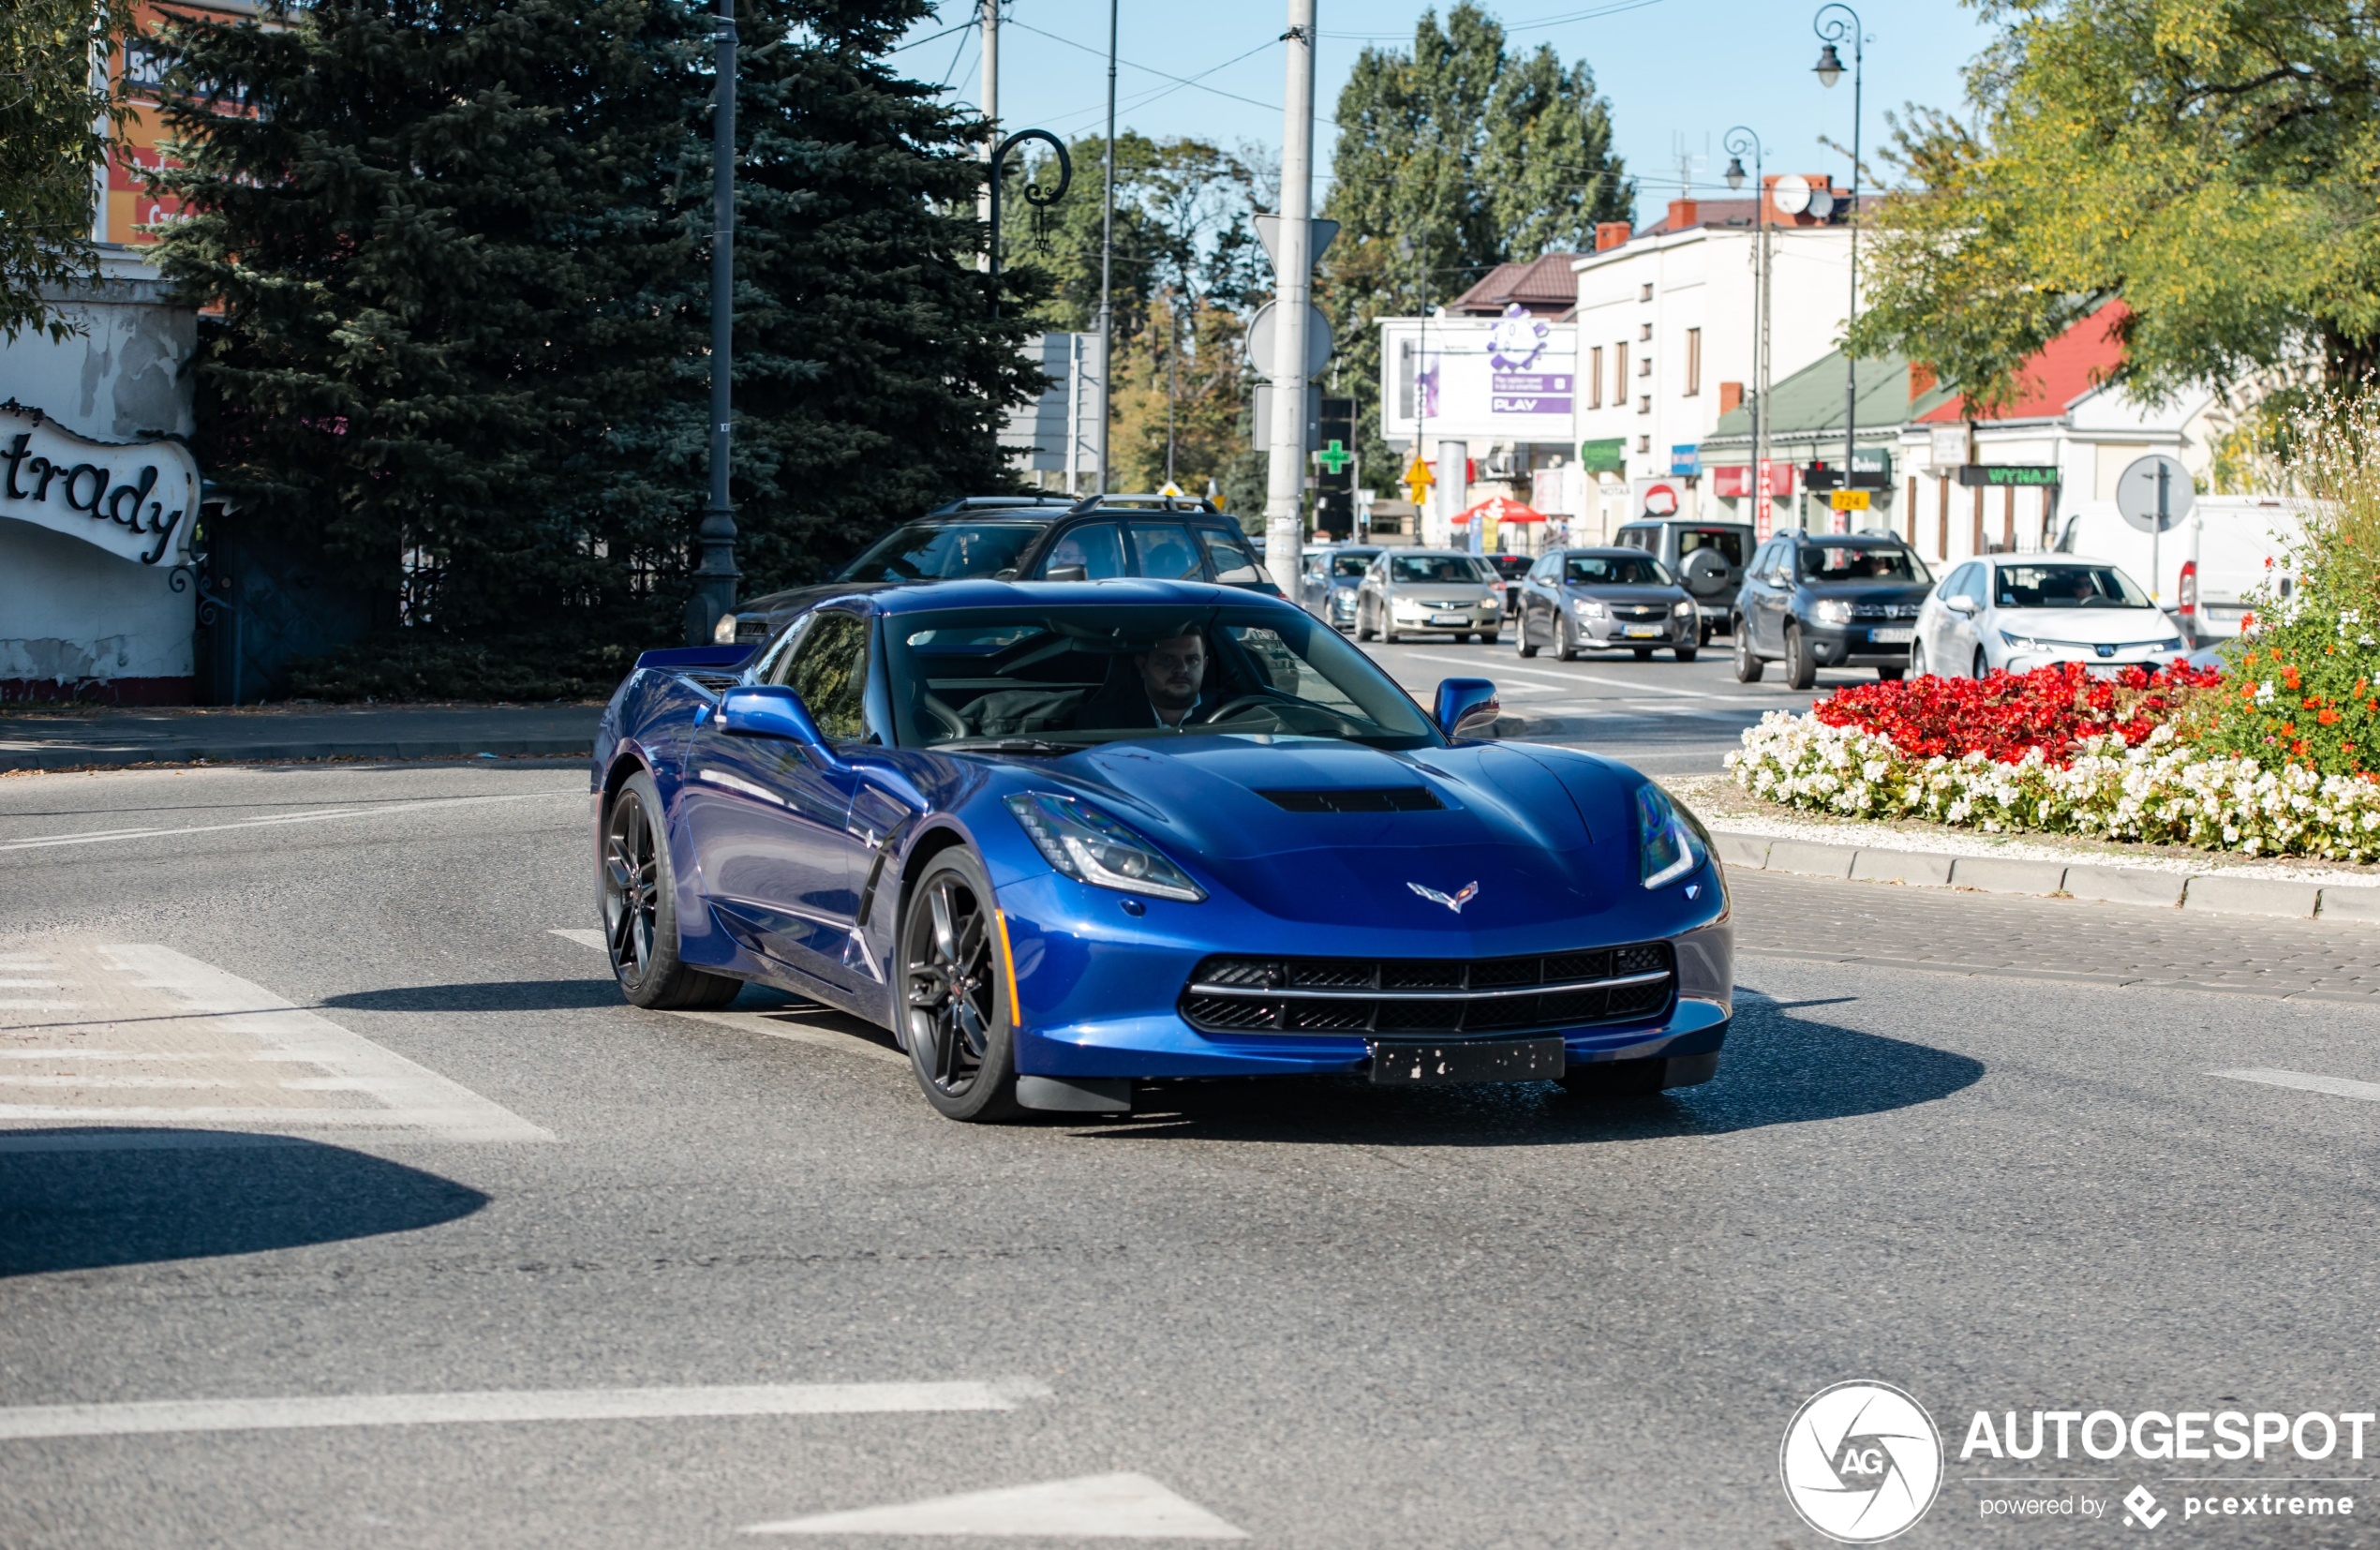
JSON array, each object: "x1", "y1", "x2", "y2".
[
  {"x1": 1622, "y1": 624, "x2": 1662, "y2": 638},
  {"x1": 1431, "y1": 612, "x2": 1469, "y2": 626},
  {"x1": 1369, "y1": 1036, "x2": 1566, "y2": 1085},
  {"x1": 1870, "y1": 626, "x2": 1914, "y2": 644}
]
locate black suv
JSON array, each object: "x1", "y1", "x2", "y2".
[
  {"x1": 1732, "y1": 531, "x2": 1932, "y2": 688},
  {"x1": 723, "y1": 494, "x2": 1276, "y2": 643}
]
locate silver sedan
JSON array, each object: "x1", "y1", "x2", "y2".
[{"x1": 1351, "y1": 550, "x2": 1503, "y2": 645}]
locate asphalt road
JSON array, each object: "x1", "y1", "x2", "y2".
[
  {"x1": 1354, "y1": 624, "x2": 1875, "y2": 773},
  {"x1": 7, "y1": 763, "x2": 2380, "y2": 1548}
]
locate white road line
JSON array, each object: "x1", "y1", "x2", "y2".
[
  {"x1": 0, "y1": 1076, "x2": 236, "y2": 1089},
  {"x1": 0, "y1": 1380, "x2": 1052, "y2": 1441},
  {"x1": 0, "y1": 789, "x2": 579, "y2": 854},
  {"x1": 1397, "y1": 650, "x2": 1726, "y2": 697},
  {"x1": 0, "y1": 1051, "x2": 225, "y2": 1061},
  {"x1": 2211, "y1": 1067, "x2": 2380, "y2": 1104},
  {"x1": 549, "y1": 928, "x2": 609, "y2": 950},
  {"x1": 80, "y1": 945, "x2": 553, "y2": 1143},
  {"x1": 745, "y1": 1472, "x2": 1248, "y2": 1540},
  {"x1": 0, "y1": 1000, "x2": 77, "y2": 1010}
]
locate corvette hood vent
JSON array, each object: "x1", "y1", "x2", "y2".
[{"x1": 1257, "y1": 786, "x2": 1444, "y2": 813}]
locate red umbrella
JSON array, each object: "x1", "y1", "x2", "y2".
[{"x1": 1453, "y1": 494, "x2": 1548, "y2": 525}]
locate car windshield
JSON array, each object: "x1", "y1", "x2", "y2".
[
  {"x1": 1996, "y1": 563, "x2": 2154, "y2": 608},
  {"x1": 836, "y1": 522, "x2": 1042, "y2": 584},
  {"x1": 1798, "y1": 544, "x2": 1928, "y2": 584},
  {"x1": 1390, "y1": 554, "x2": 1484, "y2": 584},
  {"x1": 1566, "y1": 553, "x2": 1673, "y2": 587},
  {"x1": 1331, "y1": 552, "x2": 1377, "y2": 577},
  {"x1": 887, "y1": 604, "x2": 1440, "y2": 751}
]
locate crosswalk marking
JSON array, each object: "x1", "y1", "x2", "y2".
[
  {"x1": 743, "y1": 1472, "x2": 1248, "y2": 1540},
  {"x1": 0, "y1": 1380, "x2": 1051, "y2": 1440}
]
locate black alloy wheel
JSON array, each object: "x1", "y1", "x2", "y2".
[
  {"x1": 900, "y1": 850, "x2": 1021, "y2": 1122},
  {"x1": 601, "y1": 771, "x2": 740, "y2": 1010},
  {"x1": 1785, "y1": 622, "x2": 1818, "y2": 690},
  {"x1": 1733, "y1": 618, "x2": 1764, "y2": 682}
]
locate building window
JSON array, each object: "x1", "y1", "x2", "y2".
[
  {"x1": 1589, "y1": 347, "x2": 1603, "y2": 409},
  {"x1": 1639, "y1": 321, "x2": 1652, "y2": 342},
  {"x1": 1638, "y1": 355, "x2": 1651, "y2": 377},
  {"x1": 1685, "y1": 328, "x2": 1702, "y2": 396},
  {"x1": 1636, "y1": 435, "x2": 1650, "y2": 453},
  {"x1": 1638, "y1": 395, "x2": 1651, "y2": 414},
  {"x1": 1614, "y1": 342, "x2": 1628, "y2": 403},
  {"x1": 1640, "y1": 282, "x2": 1654, "y2": 303}
]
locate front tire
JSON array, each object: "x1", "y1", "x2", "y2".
[
  {"x1": 900, "y1": 849, "x2": 1022, "y2": 1123},
  {"x1": 1556, "y1": 617, "x2": 1580, "y2": 662},
  {"x1": 1733, "y1": 619, "x2": 1764, "y2": 682},
  {"x1": 601, "y1": 772, "x2": 740, "y2": 1010},
  {"x1": 1876, "y1": 665, "x2": 1905, "y2": 681},
  {"x1": 1973, "y1": 646, "x2": 1990, "y2": 679},
  {"x1": 1631, "y1": 647, "x2": 1655, "y2": 662},
  {"x1": 1355, "y1": 603, "x2": 1376, "y2": 642},
  {"x1": 1785, "y1": 623, "x2": 1818, "y2": 690},
  {"x1": 1674, "y1": 646, "x2": 1698, "y2": 663},
  {"x1": 1910, "y1": 639, "x2": 1929, "y2": 678}
]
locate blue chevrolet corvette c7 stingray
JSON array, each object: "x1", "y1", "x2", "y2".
[{"x1": 590, "y1": 579, "x2": 1733, "y2": 1121}]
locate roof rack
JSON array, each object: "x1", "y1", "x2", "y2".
[
  {"x1": 924, "y1": 495, "x2": 1079, "y2": 516},
  {"x1": 1064, "y1": 493, "x2": 1224, "y2": 516}
]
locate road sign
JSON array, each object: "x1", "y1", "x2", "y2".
[
  {"x1": 1245, "y1": 302, "x2": 1333, "y2": 381},
  {"x1": 2115, "y1": 454, "x2": 2194, "y2": 533},
  {"x1": 1829, "y1": 489, "x2": 1870, "y2": 511},
  {"x1": 1252, "y1": 215, "x2": 1339, "y2": 269},
  {"x1": 1401, "y1": 455, "x2": 1435, "y2": 506},
  {"x1": 1956, "y1": 464, "x2": 2060, "y2": 487}
]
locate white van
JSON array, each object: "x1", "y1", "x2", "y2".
[{"x1": 2053, "y1": 496, "x2": 2307, "y2": 646}]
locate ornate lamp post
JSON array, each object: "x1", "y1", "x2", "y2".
[
  {"x1": 987, "y1": 129, "x2": 1071, "y2": 319},
  {"x1": 1722, "y1": 126, "x2": 1772, "y2": 540},
  {"x1": 690, "y1": 0, "x2": 740, "y2": 645},
  {"x1": 1813, "y1": 3, "x2": 1864, "y2": 513}
]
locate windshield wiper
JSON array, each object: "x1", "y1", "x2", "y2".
[{"x1": 936, "y1": 737, "x2": 1083, "y2": 756}]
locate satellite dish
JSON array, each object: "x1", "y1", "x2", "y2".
[
  {"x1": 1805, "y1": 186, "x2": 1836, "y2": 218},
  {"x1": 1771, "y1": 174, "x2": 1811, "y2": 216}
]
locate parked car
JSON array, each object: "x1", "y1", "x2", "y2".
[
  {"x1": 721, "y1": 494, "x2": 1276, "y2": 643},
  {"x1": 1510, "y1": 547, "x2": 1700, "y2": 662},
  {"x1": 1614, "y1": 518, "x2": 1756, "y2": 645},
  {"x1": 1732, "y1": 532, "x2": 1933, "y2": 688},
  {"x1": 1911, "y1": 554, "x2": 2187, "y2": 679},
  {"x1": 1299, "y1": 544, "x2": 1382, "y2": 632},
  {"x1": 2054, "y1": 498, "x2": 2304, "y2": 647},
  {"x1": 1352, "y1": 550, "x2": 1503, "y2": 644},
  {"x1": 1481, "y1": 551, "x2": 1534, "y2": 623},
  {"x1": 596, "y1": 581, "x2": 1733, "y2": 1121}
]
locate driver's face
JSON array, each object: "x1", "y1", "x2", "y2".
[{"x1": 1138, "y1": 633, "x2": 1206, "y2": 710}]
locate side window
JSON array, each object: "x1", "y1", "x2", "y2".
[
  {"x1": 755, "y1": 613, "x2": 814, "y2": 684},
  {"x1": 1947, "y1": 562, "x2": 1983, "y2": 603},
  {"x1": 1128, "y1": 521, "x2": 1204, "y2": 580},
  {"x1": 1197, "y1": 526, "x2": 1266, "y2": 585},
  {"x1": 1748, "y1": 541, "x2": 1777, "y2": 582},
  {"x1": 1039, "y1": 521, "x2": 1126, "y2": 580},
  {"x1": 780, "y1": 612, "x2": 870, "y2": 742}
]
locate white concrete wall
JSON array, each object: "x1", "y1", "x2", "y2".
[{"x1": 0, "y1": 516, "x2": 195, "y2": 684}]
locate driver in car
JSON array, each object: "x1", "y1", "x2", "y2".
[{"x1": 1077, "y1": 629, "x2": 1212, "y2": 730}]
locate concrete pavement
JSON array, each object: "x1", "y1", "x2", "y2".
[{"x1": 7, "y1": 763, "x2": 2380, "y2": 1546}]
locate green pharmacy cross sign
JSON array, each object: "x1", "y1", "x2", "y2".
[{"x1": 1314, "y1": 440, "x2": 1353, "y2": 475}]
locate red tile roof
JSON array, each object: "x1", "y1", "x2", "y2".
[
  {"x1": 1914, "y1": 302, "x2": 2131, "y2": 423},
  {"x1": 1448, "y1": 253, "x2": 1578, "y2": 316}
]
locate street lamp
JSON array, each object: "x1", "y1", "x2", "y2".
[
  {"x1": 985, "y1": 129, "x2": 1071, "y2": 319},
  {"x1": 1724, "y1": 125, "x2": 1772, "y2": 540},
  {"x1": 1813, "y1": 3, "x2": 1863, "y2": 529},
  {"x1": 690, "y1": 0, "x2": 739, "y2": 645}
]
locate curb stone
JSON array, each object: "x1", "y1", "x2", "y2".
[
  {"x1": 1713, "y1": 828, "x2": 2380, "y2": 922},
  {"x1": 2, "y1": 737, "x2": 593, "y2": 771}
]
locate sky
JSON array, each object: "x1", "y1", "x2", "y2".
[{"x1": 891, "y1": 0, "x2": 1996, "y2": 225}]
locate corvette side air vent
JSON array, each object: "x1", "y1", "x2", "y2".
[{"x1": 1257, "y1": 787, "x2": 1443, "y2": 813}]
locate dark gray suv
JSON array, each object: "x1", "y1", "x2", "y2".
[{"x1": 1731, "y1": 531, "x2": 1932, "y2": 688}]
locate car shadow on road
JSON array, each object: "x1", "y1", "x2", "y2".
[
  {"x1": 0, "y1": 1131, "x2": 487, "y2": 1275},
  {"x1": 1068, "y1": 989, "x2": 1983, "y2": 1146},
  {"x1": 320, "y1": 979, "x2": 624, "y2": 1013}
]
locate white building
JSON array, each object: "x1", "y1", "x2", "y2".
[{"x1": 1568, "y1": 183, "x2": 1865, "y2": 537}]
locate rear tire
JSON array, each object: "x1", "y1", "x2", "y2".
[
  {"x1": 900, "y1": 849, "x2": 1022, "y2": 1123},
  {"x1": 1733, "y1": 619, "x2": 1764, "y2": 683},
  {"x1": 1785, "y1": 623, "x2": 1818, "y2": 690},
  {"x1": 601, "y1": 772, "x2": 741, "y2": 1010}
]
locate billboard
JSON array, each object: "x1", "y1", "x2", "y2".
[{"x1": 1379, "y1": 306, "x2": 1577, "y2": 443}]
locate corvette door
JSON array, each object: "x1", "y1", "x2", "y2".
[{"x1": 680, "y1": 610, "x2": 874, "y2": 988}]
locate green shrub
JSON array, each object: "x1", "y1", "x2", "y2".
[{"x1": 287, "y1": 634, "x2": 642, "y2": 703}]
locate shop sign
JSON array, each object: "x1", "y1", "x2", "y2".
[{"x1": 0, "y1": 404, "x2": 198, "y2": 567}]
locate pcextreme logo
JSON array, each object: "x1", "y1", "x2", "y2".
[{"x1": 1780, "y1": 1380, "x2": 1945, "y2": 1543}]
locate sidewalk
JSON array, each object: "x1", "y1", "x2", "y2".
[{"x1": 0, "y1": 703, "x2": 602, "y2": 771}]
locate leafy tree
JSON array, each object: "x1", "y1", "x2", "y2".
[
  {"x1": 2, "y1": 0, "x2": 137, "y2": 342},
  {"x1": 1850, "y1": 0, "x2": 2380, "y2": 410},
  {"x1": 1319, "y1": 3, "x2": 1629, "y2": 490}
]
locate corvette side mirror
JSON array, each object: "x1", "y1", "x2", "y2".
[
  {"x1": 1433, "y1": 678, "x2": 1502, "y2": 740},
  {"x1": 719, "y1": 685, "x2": 829, "y2": 753}
]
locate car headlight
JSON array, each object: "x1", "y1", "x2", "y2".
[
  {"x1": 1005, "y1": 793, "x2": 1205, "y2": 902},
  {"x1": 1673, "y1": 600, "x2": 1694, "y2": 617},
  {"x1": 1999, "y1": 630, "x2": 2046, "y2": 653},
  {"x1": 1812, "y1": 599, "x2": 1852, "y2": 625},
  {"x1": 1572, "y1": 597, "x2": 1608, "y2": 619},
  {"x1": 1637, "y1": 782, "x2": 1709, "y2": 891},
  {"x1": 712, "y1": 611, "x2": 739, "y2": 644},
  {"x1": 2156, "y1": 635, "x2": 2184, "y2": 650}
]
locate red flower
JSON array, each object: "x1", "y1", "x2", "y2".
[{"x1": 1813, "y1": 661, "x2": 2218, "y2": 768}]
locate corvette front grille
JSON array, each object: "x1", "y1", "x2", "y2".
[{"x1": 1179, "y1": 942, "x2": 1676, "y2": 1038}]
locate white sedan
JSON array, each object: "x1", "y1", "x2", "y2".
[{"x1": 1911, "y1": 555, "x2": 2188, "y2": 678}]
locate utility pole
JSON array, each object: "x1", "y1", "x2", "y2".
[
  {"x1": 976, "y1": 0, "x2": 997, "y2": 273},
  {"x1": 689, "y1": 0, "x2": 739, "y2": 645},
  {"x1": 1263, "y1": 0, "x2": 1316, "y2": 585},
  {"x1": 1094, "y1": 0, "x2": 1118, "y2": 494}
]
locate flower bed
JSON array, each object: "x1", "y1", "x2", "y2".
[{"x1": 1810, "y1": 660, "x2": 2219, "y2": 762}]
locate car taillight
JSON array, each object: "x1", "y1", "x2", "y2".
[{"x1": 2178, "y1": 559, "x2": 2197, "y2": 617}]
